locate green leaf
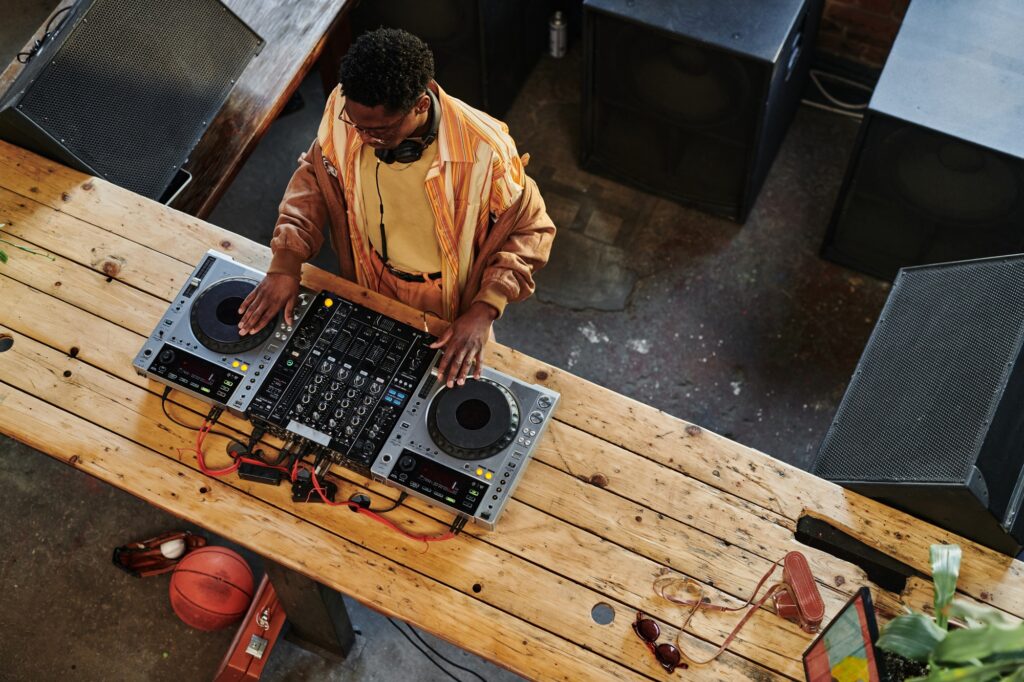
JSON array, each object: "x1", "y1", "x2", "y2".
[
  {"x1": 909, "y1": 659, "x2": 1024, "y2": 681},
  {"x1": 933, "y1": 623, "x2": 1024, "y2": 663},
  {"x1": 948, "y1": 599, "x2": 1014, "y2": 628},
  {"x1": 0, "y1": 249, "x2": 7, "y2": 264},
  {"x1": 879, "y1": 612, "x2": 948, "y2": 661},
  {"x1": 932, "y1": 544, "x2": 962, "y2": 629}
]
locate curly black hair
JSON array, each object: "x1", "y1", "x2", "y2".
[{"x1": 338, "y1": 28, "x2": 435, "y2": 113}]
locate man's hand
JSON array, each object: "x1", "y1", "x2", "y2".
[
  {"x1": 430, "y1": 302, "x2": 497, "y2": 388},
  {"x1": 238, "y1": 273, "x2": 300, "y2": 336}
]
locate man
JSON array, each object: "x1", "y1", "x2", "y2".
[{"x1": 237, "y1": 28, "x2": 555, "y2": 388}]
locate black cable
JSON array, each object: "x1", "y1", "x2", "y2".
[
  {"x1": 405, "y1": 623, "x2": 488, "y2": 682},
  {"x1": 448, "y1": 516, "x2": 468, "y2": 535},
  {"x1": 160, "y1": 387, "x2": 237, "y2": 441},
  {"x1": 17, "y1": 6, "x2": 72, "y2": 64},
  {"x1": 371, "y1": 491, "x2": 407, "y2": 514},
  {"x1": 387, "y1": 618, "x2": 487, "y2": 682},
  {"x1": 374, "y1": 159, "x2": 387, "y2": 293}
]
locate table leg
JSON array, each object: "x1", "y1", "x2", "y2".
[{"x1": 263, "y1": 560, "x2": 356, "y2": 662}]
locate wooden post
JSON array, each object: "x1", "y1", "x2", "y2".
[{"x1": 263, "y1": 560, "x2": 356, "y2": 662}]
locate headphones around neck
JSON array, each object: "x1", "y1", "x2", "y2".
[{"x1": 375, "y1": 90, "x2": 440, "y2": 165}]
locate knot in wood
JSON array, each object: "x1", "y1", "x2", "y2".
[
  {"x1": 534, "y1": 370, "x2": 549, "y2": 381},
  {"x1": 589, "y1": 473, "x2": 609, "y2": 488},
  {"x1": 220, "y1": 239, "x2": 232, "y2": 249},
  {"x1": 685, "y1": 425, "x2": 702, "y2": 436},
  {"x1": 102, "y1": 260, "x2": 121, "y2": 277}
]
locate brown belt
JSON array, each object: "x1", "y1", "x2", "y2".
[{"x1": 375, "y1": 251, "x2": 441, "y2": 283}]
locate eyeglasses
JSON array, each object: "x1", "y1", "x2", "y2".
[
  {"x1": 338, "y1": 108, "x2": 409, "y2": 137},
  {"x1": 632, "y1": 612, "x2": 687, "y2": 673}
]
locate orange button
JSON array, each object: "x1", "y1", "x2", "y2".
[
  {"x1": 240, "y1": 364, "x2": 248, "y2": 372},
  {"x1": 324, "y1": 298, "x2": 334, "y2": 308},
  {"x1": 485, "y1": 472, "x2": 493, "y2": 480},
  {"x1": 231, "y1": 360, "x2": 240, "y2": 368}
]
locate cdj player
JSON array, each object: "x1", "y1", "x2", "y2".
[{"x1": 134, "y1": 251, "x2": 559, "y2": 529}]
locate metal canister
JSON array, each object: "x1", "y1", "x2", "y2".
[{"x1": 549, "y1": 11, "x2": 567, "y2": 58}]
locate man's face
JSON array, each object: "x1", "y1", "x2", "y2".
[{"x1": 341, "y1": 94, "x2": 429, "y2": 150}]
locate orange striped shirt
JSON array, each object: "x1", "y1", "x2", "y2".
[{"x1": 317, "y1": 83, "x2": 525, "y2": 321}]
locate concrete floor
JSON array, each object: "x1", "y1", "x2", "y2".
[{"x1": 0, "y1": 9, "x2": 892, "y2": 681}]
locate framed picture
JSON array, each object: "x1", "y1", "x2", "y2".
[{"x1": 803, "y1": 587, "x2": 886, "y2": 681}]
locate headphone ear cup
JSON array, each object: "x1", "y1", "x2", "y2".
[
  {"x1": 391, "y1": 140, "x2": 424, "y2": 165},
  {"x1": 375, "y1": 147, "x2": 395, "y2": 164}
]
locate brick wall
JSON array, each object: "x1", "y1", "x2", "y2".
[{"x1": 817, "y1": 0, "x2": 909, "y2": 68}]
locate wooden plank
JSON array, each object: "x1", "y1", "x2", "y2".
[
  {"x1": 0, "y1": 186, "x2": 186, "y2": 299},
  {"x1": 170, "y1": 0, "x2": 351, "y2": 218},
  {"x1": 0, "y1": 228, "x2": 164, "y2": 336},
  {"x1": 0, "y1": 384, "x2": 645, "y2": 682},
  {"x1": 0, "y1": 325, "x2": 792, "y2": 681},
  {"x1": 480, "y1": 351, "x2": 1024, "y2": 612}
]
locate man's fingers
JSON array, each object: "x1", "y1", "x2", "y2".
[
  {"x1": 250, "y1": 304, "x2": 277, "y2": 335},
  {"x1": 472, "y1": 347, "x2": 483, "y2": 380},
  {"x1": 284, "y1": 296, "x2": 296, "y2": 327},
  {"x1": 455, "y1": 349, "x2": 474, "y2": 386},
  {"x1": 239, "y1": 288, "x2": 258, "y2": 314},
  {"x1": 447, "y1": 349, "x2": 469, "y2": 388},
  {"x1": 239, "y1": 297, "x2": 268, "y2": 335}
]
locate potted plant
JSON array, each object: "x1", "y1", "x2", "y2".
[{"x1": 877, "y1": 544, "x2": 1024, "y2": 681}]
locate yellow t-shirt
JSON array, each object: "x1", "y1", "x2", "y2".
[{"x1": 358, "y1": 142, "x2": 442, "y2": 274}]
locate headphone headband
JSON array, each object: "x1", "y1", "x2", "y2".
[{"x1": 376, "y1": 90, "x2": 440, "y2": 165}]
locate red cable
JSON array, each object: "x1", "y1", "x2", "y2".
[
  {"x1": 305, "y1": 466, "x2": 454, "y2": 544},
  {"x1": 193, "y1": 422, "x2": 239, "y2": 477}
]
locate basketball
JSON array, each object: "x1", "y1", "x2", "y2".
[{"x1": 168, "y1": 546, "x2": 254, "y2": 631}]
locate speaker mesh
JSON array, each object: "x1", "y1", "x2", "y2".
[
  {"x1": 815, "y1": 256, "x2": 1024, "y2": 484},
  {"x1": 17, "y1": 0, "x2": 260, "y2": 200}
]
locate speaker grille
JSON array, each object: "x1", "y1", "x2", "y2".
[
  {"x1": 17, "y1": 0, "x2": 260, "y2": 200},
  {"x1": 815, "y1": 256, "x2": 1024, "y2": 484}
]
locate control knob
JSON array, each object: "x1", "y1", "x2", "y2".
[
  {"x1": 301, "y1": 394, "x2": 311, "y2": 405},
  {"x1": 398, "y1": 455, "x2": 416, "y2": 473},
  {"x1": 369, "y1": 382, "x2": 382, "y2": 395},
  {"x1": 158, "y1": 348, "x2": 176, "y2": 364}
]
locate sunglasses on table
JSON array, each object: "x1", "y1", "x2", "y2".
[{"x1": 632, "y1": 612, "x2": 688, "y2": 673}]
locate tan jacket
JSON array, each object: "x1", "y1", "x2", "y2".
[{"x1": 268, "y1": 84, "x2": 556, "y2": 322}]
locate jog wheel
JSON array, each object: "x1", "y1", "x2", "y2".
[
  {"x1": 190, "y1": 278, "x2": 275, "y2": 354},
  {"x1": 427, "y1": 378, "x2": 520, "y2": 461}
]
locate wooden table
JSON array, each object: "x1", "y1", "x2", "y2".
[
  {"x1": 0, "y1": 0, "x2": 352, "y2": 219},
  {"x1": 1, "y1": 139, "x2": 1023, "y2": 681}
]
